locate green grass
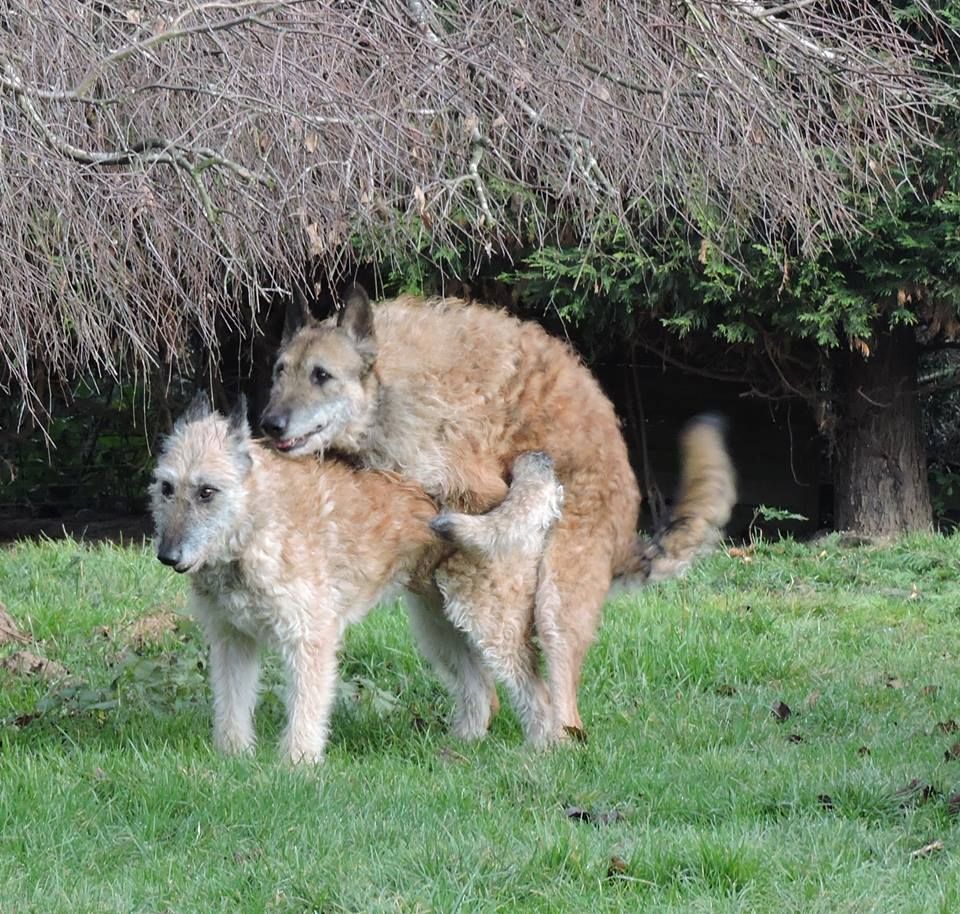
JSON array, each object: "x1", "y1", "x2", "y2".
[{"x1": 3, "y1": 534, "x2": 960, "y2": 912}]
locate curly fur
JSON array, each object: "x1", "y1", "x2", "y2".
[{"x1": 262, "y1": 290, "x2": 737, "y2": 738}]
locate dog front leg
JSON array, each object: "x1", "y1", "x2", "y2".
[
  {"x1": 282, "y1": 632, "x2": 340, "y2": 764},
  {"x1": 207, "y1": 626, "x2": 261, "y2": 756}
]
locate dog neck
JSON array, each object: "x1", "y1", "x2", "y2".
[{"x1": 342, "y1": 367, "x2": 387, "y2": 455}]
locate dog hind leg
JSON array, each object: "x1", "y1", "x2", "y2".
[
  {"x1": 405, "y1": 587, "x2": 499, "y2": 740},
  {"x1": 436, "y1": 558, "x2": 557, "y2": 746},
  {"x1": 535, "y1": 525, "x2": 615, "y2": 737}
]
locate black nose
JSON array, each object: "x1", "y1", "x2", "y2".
[
  {"x1": 157, "y1": 550, "x2": 181, "y2": 568},
  {"x1": 260, "y1": 412, "x2": 287, "y2": 439}
]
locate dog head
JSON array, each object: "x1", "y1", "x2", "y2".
[
  {"x1": 260, "y1": 283, "x2": 378, "y2": 457},
  {"x1": 149, "y1": 393, "x2": 253, "y2": 573}
]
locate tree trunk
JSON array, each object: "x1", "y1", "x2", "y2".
[{"x1": 833, "y1": 323, "x2": 931, "y2": 535}]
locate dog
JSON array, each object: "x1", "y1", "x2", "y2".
[
  {"x1": 149, "y1": 393, "x2": 563, "y2": 762},
  {"x1": 260, "y1": 285, "x2": 737, "y2": 740}
]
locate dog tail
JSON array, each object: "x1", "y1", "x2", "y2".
[
  {"x1": 429, "y1": 451, "x2": 564, "y2": 559},
  {"x1": 620, "y1": 413, "x2": 736, "y2": 586}
]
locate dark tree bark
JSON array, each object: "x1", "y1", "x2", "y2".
[{"x1": 833, "y1": 324, "x2": 932, "y2": 535}]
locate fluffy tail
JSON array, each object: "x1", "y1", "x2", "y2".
[
  {"x1": 623, "y1": 413, "x2": 736, "y2": 585},
  {"x1": 430, "y1": 451, "x2": 564, "y2": 559}
]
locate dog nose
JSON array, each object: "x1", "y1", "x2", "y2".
[
  {"x1": 260, "y1": 412, "x2": 287, "y2": 439},
  {"x1": 157, "y1": 549, "x2": 181, "y2": 568}
]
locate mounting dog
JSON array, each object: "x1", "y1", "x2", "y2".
[
  {"x1": 149, "y1": 394, "x2": 563, "y2": 762},
  {"x1": 261, "y1": 286, "x2": 737, "y2": 740}
]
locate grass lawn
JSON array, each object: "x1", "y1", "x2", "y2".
[{"x1": 3, "y1": 533, "x2": 960, "y2": 912}]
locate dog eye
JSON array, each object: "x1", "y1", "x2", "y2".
[
  {"x1": 160, "y1": 481, "x2": 174, "y2": 498},
  {"x1": 311, "y1": 367, "x2": 330, "y2": 386},
  {"x1": 197, "y1": 486, "x2": 217, "y2": 502}
]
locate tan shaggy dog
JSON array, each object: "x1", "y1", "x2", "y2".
[
  {"x1": 149, "y1": 394, "x2": 563, "y2": 762},
  {"x1": 261, "y1": 287, "x2": 737, "y2": 742}
]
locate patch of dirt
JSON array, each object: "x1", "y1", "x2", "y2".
[
  {"x1": 123, "y1": 611, "x2": 184, "y2": 650},
  {"x1": 564, "y1": 806, "x2": 625, "y2": 826},
  {"x1": 0, "y1": 650, "x2": 69, "y2": 680}
]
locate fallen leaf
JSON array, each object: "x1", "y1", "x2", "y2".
[
  {"x1": 233, "y1": 847, "x2": 264, "y2": 866},
  {"x1": 921, "y1": 685, "x2": 940, "y2": 697},
  {"x1": 437, "y1": 746, "x2": 468, "y2": 764},
  {"x1": 0, "y1": 651, "x2": 68, "y2": 681},
  {"x1": 787, "y1": 733, "x2": 804, "y2": 743},
  {"x1": 935, "y1": 720, "x2": 959, "y2": 734},
  {"x1": 857, "y1": 746, "x2": 871, "y2": 757},
  {"x1": 909, "y1": 839, "x2": 943, "y2": 860},
  {"x1": 817, "y1": 794, "x2": 834, "y2": 810},
  {"x1": 947, "y1": 793, "x2": 960, "y2": 817},
  {"x1": 606, "y1": 855, "x2": 629, "y2": 878},
  {"x1": 895, "y1": 779, "x2": 938, "y2": 807},
  {"x1": 885, "y1": 674, "x2": 905, "y2": 689},
  {"x1": 772, "y1": 700, "x2": 792, "y2": 722},
  {"x1": 944, "y1": 743, "x2": 960, "y2": 762},
  {"x1": 715, "y1": 683, "x2": 738, "y2": 696},
  {"x1": 0, "y1": 602, "x2": 29, "y2": 645}
]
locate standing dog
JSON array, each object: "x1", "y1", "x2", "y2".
[
  {"x1": 149, "y1": 395, "x2": 562, "y2": 762},
  {"x1": 261, "y1": 287, "x2": 737, "y2": 740}
]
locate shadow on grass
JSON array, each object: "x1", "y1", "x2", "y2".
[{"x1": 0, "y1": 642, "x2": 490, "y2": 766}]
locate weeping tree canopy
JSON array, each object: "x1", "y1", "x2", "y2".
[{"x1": 0, "y1": 0, "x2": 954, "y2": 416}]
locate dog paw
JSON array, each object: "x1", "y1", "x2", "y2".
[
  {"x1": 451, "y1": 713, "x2": 490, "y2": 742},
  {"x1": 213, "y1": 728, "x2": 256, "y2": 756},
  {"x1": 285, "y1": 744, "x2": 325, "y2": 765}
]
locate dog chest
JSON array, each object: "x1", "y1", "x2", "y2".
[{"x1": 192, "y1": 563, "x2": 319, "y2": 646}]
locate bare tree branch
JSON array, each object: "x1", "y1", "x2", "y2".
[{"x1": 0, "y1": 0, "x2": 952, "y2": 415}]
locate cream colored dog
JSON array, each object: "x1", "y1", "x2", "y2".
[
  {"x1": 149, "y1": 394, "x2": 563, "y2": 762},
  {"x1": 261, "y1": 286, "x2": 737, "y2": 740}
]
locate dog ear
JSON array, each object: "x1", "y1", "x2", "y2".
[
  {"x1": 226, "y1": 394, "x2": 253, "y2": 470},
  {"x1": 176, "y1": 390, "x2": 212, "y2": 428},
  {"x1": 283, "y1": 285, "x2": 311, "y2": 343},
  {"x1": 337, "y1": 283, "x2": 375, "y2": 344},
  {"x1": 227, "y1": 394, "x2": 250, "y2": 437}
]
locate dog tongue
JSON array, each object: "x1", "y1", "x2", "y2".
[{"x1": 276, "y1": 438, "x2": 295, "y2": 452}]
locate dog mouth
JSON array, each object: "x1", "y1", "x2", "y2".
[
  {"x1": 157, "y1": 555, "x2": 198, "y2": 574},
  {"x1": 271, "y1": 426, "x2": 325, "y2": 454}
]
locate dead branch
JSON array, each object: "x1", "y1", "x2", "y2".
[{"x1": 0, "y1": 0, "x2": 951, "y2": 414}]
